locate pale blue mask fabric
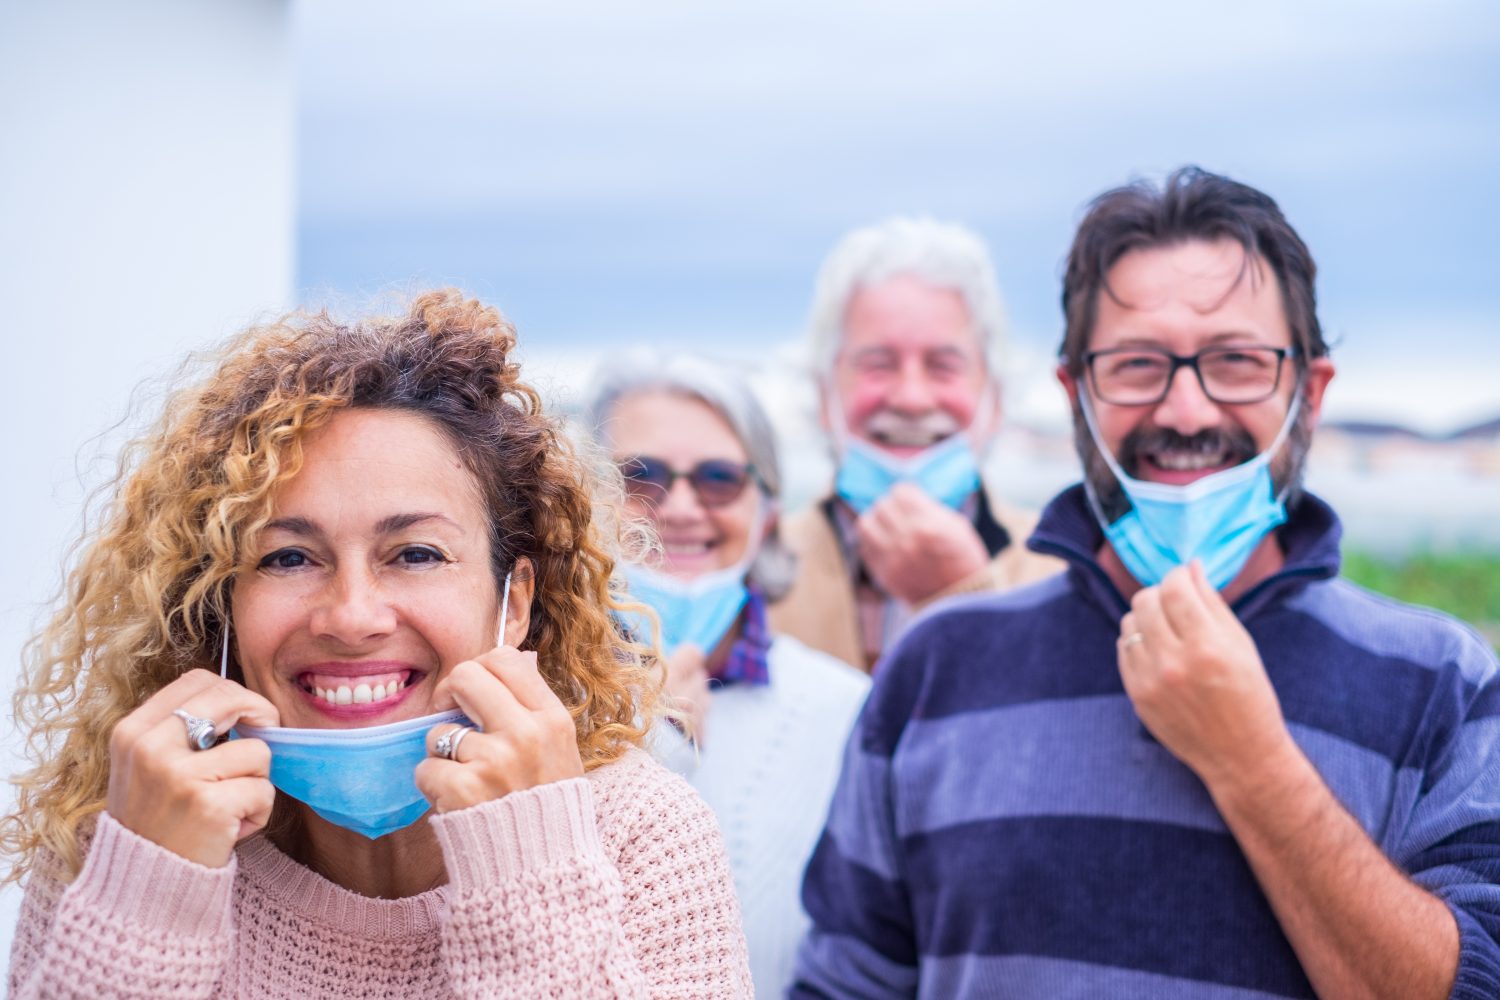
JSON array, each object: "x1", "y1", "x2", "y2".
[
  {"x1": 618, "y1": 493, "x2": 767, "y2": 655},
  {"x1": 235, "y1": 708, "x2": 469, "y2": 839},
  {"x1": 226, "y1": 572, "x2": 511, "y2": 840},
  {"x1": 621, "y1": 562, "x2": 749, "y2": 656},
  {"x1": 834, "y1": 433, "x2": 982, "y2": 513},
  {"x1": 1079, "y1": 389, "x2": 1301, "y2": 590}
]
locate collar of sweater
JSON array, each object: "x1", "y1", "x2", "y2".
[{"x1": 234, "y1": 834, "x2": 450, "y2": 939}]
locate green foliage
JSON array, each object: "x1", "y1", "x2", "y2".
[{"x1": 1342, "y1": 550, "x2": 1500, "y2": 651}]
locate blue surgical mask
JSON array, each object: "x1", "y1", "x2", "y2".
[
  {"x1": 621, "y1": 562, "x2": 749, "y2": 656},
  {"x1": 834, "y1": 433, "x2": 982, "y2": 513},
  {"x1": 227, "y1": 572, "x2": 513, "y2": 839},
  {"x1": 618, "y1": 492, "x2": 768, "y2": 656},
  {"x1": 236, "y1": 709, "x2": 469, "y2": 839},
  {"x1": 825, "y1": 382, "x2": 991, "y2": 513},
  {"x1": 1079, "y1": 390, "x2": 1301, "y2": 590}
]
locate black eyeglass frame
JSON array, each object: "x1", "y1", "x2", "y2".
[
  {"x1": 1083, "y1": 345, "x2": 1301, "y2": 406},
  {"x1": 616, "y1": 455, "x2": 761, "y2": 508}
]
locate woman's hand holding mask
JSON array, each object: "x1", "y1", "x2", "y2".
[
  {"x1": 106, "y1": 668, "x2": 280, "y2": 867},
  {"x1": 417, "y1": 646, "x2": 584, "y2": 813}
]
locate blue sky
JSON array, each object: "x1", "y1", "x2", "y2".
[{"x1": 296, "y1": 0, "x2": 1500, "y2": 432}]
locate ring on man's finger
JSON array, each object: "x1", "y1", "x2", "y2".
[
  {"x1": 1121, "y1": 632, "x2": 1146, "y2": 649},
  {"x1": 172, "y1": 708, "x2": 219, "y2": 751},
  {"x1": 433, "y1": 725, "x2": 475, "y2": 761}
]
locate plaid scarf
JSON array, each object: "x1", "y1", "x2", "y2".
[{"x1": 712, "y1": 586, "x2": 772, "y2": 687}]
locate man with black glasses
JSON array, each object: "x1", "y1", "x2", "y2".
[{"x1": 792, "y1": 168, "x2": 1500, "y2": 999}]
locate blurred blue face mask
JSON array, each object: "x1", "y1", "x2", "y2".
[
  {"x1": 229, "y1": 572, "x2": 512, "y2": 840},
  {"x1": 835, "y1": 434, "x2": 982, "y2": 513},
  {"x1": 1079, "y1": 390, "x2": 1301, "y2": 590},
  {"x1": 620, "y1": 496, "x2": 766, "y2": 656},
  {"x1": 621, "y1": 562, "x2": 749, "y2": 657},
  {"x1": 827, "y1": 385, "x2": 987, "y2": 513}
]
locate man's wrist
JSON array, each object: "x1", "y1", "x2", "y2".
[{"x1": 1201, "y1": 730, "x2": 1319, "y2": 831}]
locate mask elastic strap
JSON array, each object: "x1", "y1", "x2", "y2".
[
  {"x1": 1078, "y1": 378, "x2": 1305, "y2": 494},
  {"x1": 1077, "y1": 390, "x2": 1133, "y2": 488},
  {"x1": 1265, "y1": 381, "x2": 1305, "y2": 505},
  {"x1": 822, "y1": 380, "x2": 855, "y2": 456},
  {"x1": 498, "y1": 569, "x2": 513, "y2": 647}
]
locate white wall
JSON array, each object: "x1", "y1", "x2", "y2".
[{"x1": 0, "y1": 0, "x2": 293, "y2": 968}]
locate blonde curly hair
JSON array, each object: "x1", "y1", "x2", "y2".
[{"x1": 2, "y1": 289, "x2": 661, "y2": 883}]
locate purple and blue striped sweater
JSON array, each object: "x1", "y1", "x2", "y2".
[{"x1": 793, "y1": 486, "x2": 1500, "y2": 999}]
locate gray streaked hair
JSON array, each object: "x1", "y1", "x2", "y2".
[
  {"x1": 806, "y1": 216, "x2": 1008, "y2": 380},
  {"x1": 584, "y1": 349, "x2": 797, "y2": 602}
]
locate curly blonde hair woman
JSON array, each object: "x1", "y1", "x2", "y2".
[{"x1": 4, "y1": 290, "x2": 751, "y2": 999}]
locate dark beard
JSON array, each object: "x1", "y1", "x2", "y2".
[{"x1": 1073, "y1": 394, "x2": 1315, "y2": 523}]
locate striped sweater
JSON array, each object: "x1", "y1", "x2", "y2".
[{"x1": 792, "y1": 486, "x2": 1500, "y2": 999}]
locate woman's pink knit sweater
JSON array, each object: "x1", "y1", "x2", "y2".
[{"x1": 6, "y1": 747, "x2": 752, "y2": 998}]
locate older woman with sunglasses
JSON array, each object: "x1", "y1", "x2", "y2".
[{"x1": 586, "y1": 351, "x2": 869, "y2": 998}]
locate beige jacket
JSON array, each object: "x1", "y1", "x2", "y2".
[{"x1": 768, "y1": 485, "x2": 1063, "y2": 671}]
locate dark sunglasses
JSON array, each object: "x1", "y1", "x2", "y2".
[{"x1": 617, "y1": 456, "x2": 756, "y2": 508}]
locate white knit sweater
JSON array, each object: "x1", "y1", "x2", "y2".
[{"x1": 681, "y1": 635, "x2": 870, "y2": 998}]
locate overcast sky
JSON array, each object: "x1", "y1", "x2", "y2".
[{"x1": 296, "y1": 0, "x2": 1499, "y2": 432}]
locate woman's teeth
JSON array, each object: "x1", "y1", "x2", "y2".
[
  {"x1": 311, "y1": 675, "x2": 408, "y2": 706},
  {"x1": 664, "y1": 542, "x2": 713, "y2": 555}
]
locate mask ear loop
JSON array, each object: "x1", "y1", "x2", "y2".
[
  {"x1": 1266, "y1": 380, "x2": 1305, "y2": 505},
  {"x1": 1076, "y1": 375, "x2": 1307, "y2": 523},
  {"x1": 497, "y1": 569, "x2": 513, "y2": 647},
  {"x1": 822, "y1": 378, "x2": 854, "y2": 457}
]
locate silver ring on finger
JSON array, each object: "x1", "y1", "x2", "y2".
[
  {"x1": 172, "y1": 708, "x2": 219, "y2": 751},
  {"x1": 434, "y1": 725, "x2": 475, "y2": 761},
  {"x1": 1121, "y1": 632, "x2": 1146, "y2": 649}
]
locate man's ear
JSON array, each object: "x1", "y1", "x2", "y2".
[
  {"x1": 1056, "y1": 362, "x2": 1080, "y2": 406},
  {"x1": 815, "y1": 377, "x2": 833, "y2": 436},
  {"x1": 501, "y1": 557, "x2": 536, "y2": 648},
  {"x1": 758, "y1": 501, "x2": 779, "y2": 549},
  {"x1": 972, "y1": 378, "x2": 1004, "y2": 448},
  {"x1": 1300, "y1": 356, "x2": 1336, "y2": 428},
  {"x1": 986, "y1": 378, "x2": 1003, "y2": 432}
]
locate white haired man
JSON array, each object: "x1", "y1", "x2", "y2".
[{"x1": 770, "y1": 218, "x2": 1060, "y2": 670}]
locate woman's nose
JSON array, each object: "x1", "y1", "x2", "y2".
[
  {"x1": 308, "y1": 569, "x2": 398, "y2": 646},
  {"x1": 655, "y1": 474, "x2": 706, "y2": 521}
]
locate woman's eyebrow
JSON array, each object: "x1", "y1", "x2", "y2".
[
  {"x1": 375, "y1": 511, "x2": 459, "y2": 534},
  {"x1": 261, "y1": 512, "x2": 459, "y2": 538},
  {"x1": 263, "y1": 516, "x2": 320, "y2": 537}
]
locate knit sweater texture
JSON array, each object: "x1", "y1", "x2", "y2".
[
  {"x1": 792, "y1": 486, "x2": 1500, "y2": 999},
  {"x1": 8, "y1": 745, "x2": 753, "y2": 998}
]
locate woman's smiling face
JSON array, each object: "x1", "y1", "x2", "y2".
[
  {"x1": 607, "y1": 390, "x2": 763, "y2": 580},
  {"x1": 230, "y1": 407, "x2": 516, "y2": 728}
]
